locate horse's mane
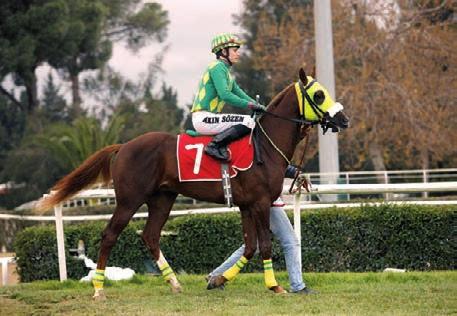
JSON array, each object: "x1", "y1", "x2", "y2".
[{"x1": 267, "y1": 83, "x2": 294, "y2": 109}]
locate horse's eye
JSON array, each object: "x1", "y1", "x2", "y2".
[{"x1": 313, "y1": 90, "x2": 325, "y2": 105}]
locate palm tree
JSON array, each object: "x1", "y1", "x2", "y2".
[{"x1": 32, "y1": 115, "x2": 125, "y2": 170}]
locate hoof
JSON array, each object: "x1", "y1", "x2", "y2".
[
  {"x1": 171, "y1": 284, "x2": 182, "y2": 293},
  {"x1": 207, "y1": 275, "x2": 227, "y2": 290},
  {"x1": 168, "y1": 279, "x2": 182, "y2": 293},
  {"x1": 92, "y1": 289, "x2": 106, "y2": 301},
  {"x1": 269, "y1": 285, "x2": 287, "y2": 294}
]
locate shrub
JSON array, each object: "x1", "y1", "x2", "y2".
[{"x1": 13, "y1": 204, "x2": 456, "y2": 281}]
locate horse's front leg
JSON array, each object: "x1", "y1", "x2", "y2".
[
  {"x1": 223, "y1": 208, "x2": 257, "y2": 279},
  {"x1": 252, "y1": 202, "x2": 287, "y2": 294},
  {"x1": 207, "y1": 208, "x2": 257, "y2": 289}
]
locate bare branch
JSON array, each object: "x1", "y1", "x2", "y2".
[
  {"x1": 103, "y1": 26, "x2": 133, "y2": 38},
  {"x1": 0, "y1": 85, "x2": 24, "y2": 111}
]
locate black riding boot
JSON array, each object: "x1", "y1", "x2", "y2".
[{"x1": 205, "y1": 125, "x2": 251, "y2": 161}]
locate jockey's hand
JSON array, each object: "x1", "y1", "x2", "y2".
[{"x1": 248, "y1": 103, "x2": 267, "y2": 112}]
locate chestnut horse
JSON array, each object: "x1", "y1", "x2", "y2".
[{"x1": 39, "y1": 68, "x2": 349, "y2": 300}]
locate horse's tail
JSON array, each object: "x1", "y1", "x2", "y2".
[{"x1": 37, "y1": 144, "x2": 122, "y2": 211}]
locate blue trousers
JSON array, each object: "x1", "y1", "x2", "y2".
[{"x1": 210, "y1": 206, "x2": 306, "y2": 292}]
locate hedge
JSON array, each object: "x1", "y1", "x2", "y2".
[{"x1": 14, "y1": 204, "x2": 456, "y2": 282}]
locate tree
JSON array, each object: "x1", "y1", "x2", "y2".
[
  {"x1": 31, "y1": 115, "x2": 125, "y2": 170},
  {"x1": 233, "y1": 0, "x2": 313, "y2": 101},
  {"x1": 0, "y1": 95, "x2": 26, "y2": 175},
  {"x1": 115, "y1": 82, "x2": 183, "y2": 142},
  {"x1": 0, "y1": 0, "x2": 69, "y2": 112},
  {"x1": 103, "y1": 1, "x2": 169, "y2": 51},
  {"x1": 235, "y1": 0, "x2": 457, "y2": 171},
  {"x1": 48, "y1": 0, "x2": 112, "y2": 116},
  {"x1": 0, "y1": 145, "x2": 64, "y2": 209},
  {"x1": 41, "y1": 73, "x2": 71, "y2": 123},
  {"x1": 49, "y1": 0, "x2": 169, "y2": 116},
  {"x1": 82, "y1": 59, "x2": 183, "y2": 141},
  {"x1": 333, "y1": 0, "x2": 457, "y2": 170},
  {"x1": 0, "y1": 0, "x2": 169, "y2": 115}
]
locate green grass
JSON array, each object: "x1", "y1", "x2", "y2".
[{"x1": 1, "y1": 271, "x2": 456, "y2": 315}]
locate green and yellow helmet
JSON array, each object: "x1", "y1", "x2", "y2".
[{"x1": 211, "y1": 33, "x2": 243, "y2": 54}]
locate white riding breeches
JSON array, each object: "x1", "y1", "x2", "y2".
[{"x1": 192, "y1": 111, "x2": 255, "y2": 135}]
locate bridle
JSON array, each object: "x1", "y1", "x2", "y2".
[
  {"x1": 259, "y1": 79, "x2": 339, "y2": 134},
  {"x1": 254, "y1": 79, "x2": 342, "y2": 165}
]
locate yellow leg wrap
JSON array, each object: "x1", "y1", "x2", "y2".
[
  {"x1": 263, "y1": 259, "x2": 278, "y2": 288},
  {"x1": 222, "y1": 256, "x2": 248, "y2": 281},
  {"x1": 158, "y1": 262, "x2": 176, "y2": 281},
  {"x1": 92, "y1": 269, "x2": 105, "y2": 290}
]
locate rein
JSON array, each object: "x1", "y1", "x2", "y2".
[
  {"x1": 254, "y1": 78, "x2": 341, "y2": 182},
  {"x1": 256, "y1": 117, "x2": 313, "y2": 193},
  {"x1": 253, "y1": 81, "x2": 319, "y2": 166},
  {"x1": 256, "y1": 118, "x2": 291, "y2": 165},
  {"x1": 288, "y1": 126, "x2": 312, "y2": 194},
  {"x1": 260, "y1": 109, "x2": 319, "y2": 126}
]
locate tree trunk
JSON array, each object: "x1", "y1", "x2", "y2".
[
  {"x1": 0, "y1": 85, "x2": 24, "y2": 111},
  {"x1": 420, "y1": 148, "x2": 429, "y2": 170},
  {"x1": 71, "y1": 73, "x2": 82, "y2": 117},
  {"x1": 420, "y1": 147, "x2": 430, "y2": 198},
  {"x1": 368, "y1": 141, "x2": 386, "y2": 183},
  {"x1": 24, "y1": 74, "x2": 38, "y2": 113}
]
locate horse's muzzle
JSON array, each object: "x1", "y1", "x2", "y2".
[
  {"x1": 321, "y1": 111, "x2": 349, "y2": 133},
  {"x1": 331, "y1": 111, "x2": 349, "y2": 130}
]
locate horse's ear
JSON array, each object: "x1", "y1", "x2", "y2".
[
  {"x1": 299, "y1": 67, "x2": 308, "y2": 85},
  {"x1": 311, "y1": 65, "x2": 316, "y2": 78}
]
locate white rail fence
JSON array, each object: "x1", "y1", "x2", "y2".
[
  {"x1": 305, "y1": 168, "x2": 457, "y2": 200},
  {"x1": 49, "y1": 168, "x2": 457, "y2": 208},
  {"x1": 2, "y1": 172, "x2": 457, "y2": 282}
]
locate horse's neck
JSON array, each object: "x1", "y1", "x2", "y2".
[{"x1": 260, "y1": 89, "x2": 301, "y2": 166}]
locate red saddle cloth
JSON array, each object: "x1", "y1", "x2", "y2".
[{"x1": 177, "y1": 133, "x2": 254, "y2": 181}]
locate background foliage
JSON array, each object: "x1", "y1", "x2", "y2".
[
  {"x1": 1, "y1": 1, "x2": 456, "y2": 210},
  {"x1": 14, "y1": 204, "x2": 456, "y2": 282},
  {"x1": 232, "y1": 0, "x2": 457, "y2": 171}
]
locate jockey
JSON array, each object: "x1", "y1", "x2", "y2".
[{"x1": 191, "y1": 33, "x2": 266, "y2": 162}]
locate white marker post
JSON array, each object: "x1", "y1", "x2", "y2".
[
  {"x1": 1, "y1": 257, "x2": 13, "y2": 286},
  {"x1": 293, "y1": 191, "x2": 302, "y2": 264},
  {"x1": 54, "y1": 203, "x2": 67, "y2": 281}
]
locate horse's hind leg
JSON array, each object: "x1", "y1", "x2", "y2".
[
  {"x1": 141, "y1": 191, "x2": 181, "y2": 293},
  {"x1": 92, "y1": 202, "x2": 140, "y2": 300}
]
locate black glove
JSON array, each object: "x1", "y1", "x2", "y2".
[{"x1": 248, "y1": 103, "x2": 267, "y2": 112}]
